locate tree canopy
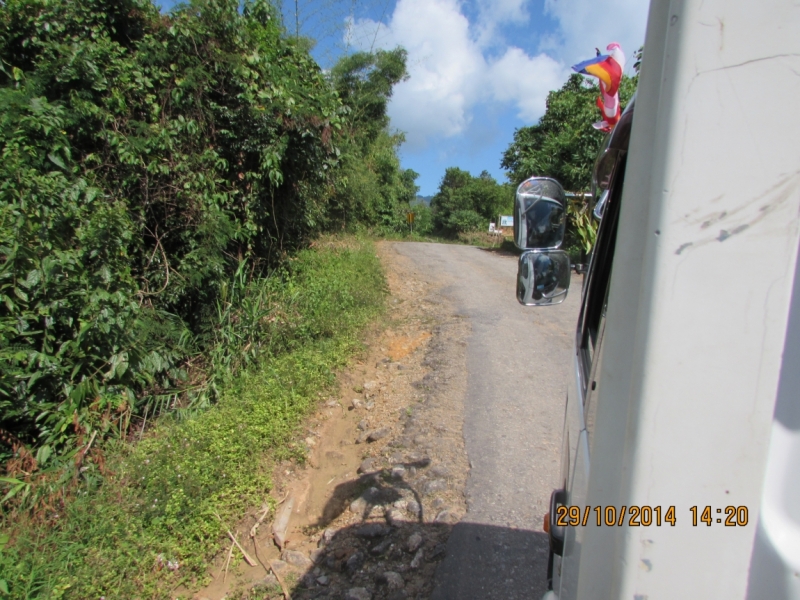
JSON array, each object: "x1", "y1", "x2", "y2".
[
  {"x1": 501, "y1": 73, "x2": 637, "y2": 257},
  {"x1": 431, "y1": 168, "x2": 511, "y2": 235},
  {"x1": 331, "y1": 48, "x2": 408, "y2": 145},
  {"x1": 327, "y1": 47, "x2": 419, "y2": 231},
  {"x1": 501, "y1": 73, "x2": 637, "y2": 191}
]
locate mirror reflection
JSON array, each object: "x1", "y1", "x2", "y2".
[
  {"x1": 514, "y1": 177, "x2": 567, "y2": 250},
  {"x1": 517, "y1": 250, "x2": 571, "y2": 306}
]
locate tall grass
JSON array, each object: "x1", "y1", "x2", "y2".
[{"x1": 0, "y1": 236, "x2": 385, "y2": 599}]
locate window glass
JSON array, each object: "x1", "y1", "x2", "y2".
[{"x1": 577, "y1": 156, "x2": 626, "y2": 399}]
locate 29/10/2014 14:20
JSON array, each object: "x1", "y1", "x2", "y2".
[{"x1": 553, "y1": 505, "x2": 750, "y2": 527}]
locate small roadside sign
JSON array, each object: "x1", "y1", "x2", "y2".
[{"x1": 500, "y1": 215, "x2": 513, "y2": 227}]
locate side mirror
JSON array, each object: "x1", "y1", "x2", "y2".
[
  {"x1": 514, "y1": 177, "x2": 567, "y2": 250},
  {"x1": 517, "y1": 250, "x2": 571, "y2": 306}
]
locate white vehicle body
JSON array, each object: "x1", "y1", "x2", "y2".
[{"x1": 529, "y1": 0, "x2": 800, "y2": 598}]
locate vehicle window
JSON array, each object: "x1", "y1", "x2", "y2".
[{"x1": 576, "y1": 156, "x2": 626, "y2": 398}]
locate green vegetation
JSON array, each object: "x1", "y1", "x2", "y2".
[
  {"x1": 0, "y1": 237, "x2": 385, "y2": 599},
  {"x1": 501, "y1": 73, "x2": 637, "y2": 258},
  {"x1": 0, "y1": 0, "x2": 405, "y2": 595},
  {"x1": 409, "y1": 199, "x2": 434, "y2": 237},
  {"x1": 430, "y1": 168, "x2": 512, "y2": 236},
  {"x1": 328, "y1": 49, "x2": 420, "y2": 233},
  {"x1": 0, "y1": 0, "x2": 415, "y2": 462},
  {"x1": 0, "y1": 0, "x2": 338, "y2": 462}
]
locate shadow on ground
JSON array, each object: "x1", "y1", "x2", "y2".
[
  {"x1": 477, "y1": 240, "x2": 522, "y2": 256},
  {"x1": 247, "y1": 467, "x2": 551, "y2": 600}
]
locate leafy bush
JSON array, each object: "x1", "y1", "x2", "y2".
[
  {"x1": 447, "y1": 209, "x2": 485, "y2": 233},
  {"x1": 0, "y1": 237, "x2": 385, "y2": 599},
  {"x1": 409, "y1": 202, "x2": 433, "y2": 235},
  {"x1": 0, "y1": 0, "x2": 351, "y2": 459},
  {"x1": 331, "y1": 131, "x2": 418, "y2": 233}
]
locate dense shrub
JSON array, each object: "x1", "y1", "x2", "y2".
[
  {"x1": 0, "y1": 0, "x2": 354, "y2": 460},
  {"x1": 409, "y1": 201, "x2": 434, "y2": 235},
  {"x1": 0, "y1": 237, "x2": 386, "y2": 599}
]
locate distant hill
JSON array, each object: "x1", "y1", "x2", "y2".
[{"x1": 413, "y1": 195, "x2": 433, "y2": 207}]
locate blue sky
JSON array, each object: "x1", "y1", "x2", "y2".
[{"x1": 161, "y1": 0, "x2": 650, "y2": 196}]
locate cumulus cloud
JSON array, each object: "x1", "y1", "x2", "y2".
[
  {"x1": 478, "y1": 0, "x2": 529, "y2": 25},
  {"x1": 487, "y1": 48, "x2": 565, "y2": 122},
  {"x1": 347, "y1": 0, "x2": 564, "y2": 150},
  {"x1": 344, "y1": 0, "x2": 647, "y2": 152},
  {"x1": 543, "y1": 0, "x2": 650, "y2": 70},
  {"x1": 474, "y1": 0, "x2": 530, "y2": 45}
]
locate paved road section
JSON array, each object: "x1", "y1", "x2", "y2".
[{"x1": 389, "y1": 242, "x2": 582, "y2": 600}]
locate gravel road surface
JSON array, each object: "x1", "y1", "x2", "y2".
[{"x1": 389, "y1": 242, "x2": 582, "y2": 600}]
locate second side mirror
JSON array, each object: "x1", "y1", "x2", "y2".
[{"x1": 516, "y1": 250, "x2": 571, "y2": 306}]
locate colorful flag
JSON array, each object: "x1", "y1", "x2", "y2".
[{"x1": 573, "y1": 43, "x2": 626, "y2": 132}]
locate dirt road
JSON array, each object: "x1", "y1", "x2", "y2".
[{"x1": 193, "y1": 240, "x2": 581, "y2": 600}]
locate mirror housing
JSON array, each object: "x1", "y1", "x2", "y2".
[
  {"x1": 516, "y1": 250, "x2": 571, "y2": 306},
  {"x1": 514, "y1": 177, "x2": 567, "y2": 250}
]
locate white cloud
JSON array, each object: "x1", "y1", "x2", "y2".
[
  {"x1": 343, "y1": 0, "x2": 648, "y2": 153},
  {"x1": 478, "y1": 0, "x2": 529, "y2": 25},
  {"x1": 543, "y1": 0, "x2": 650, "y2": 70},
  {"x1": 474, "y1": 0, "x2": 530, "y2": 46},
  {"x1": 347, "y1": 0, "x2": 563, "y2": 150},
  {"x1": 487, "y1": 47, "x2": 566, "y2": 121}
]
